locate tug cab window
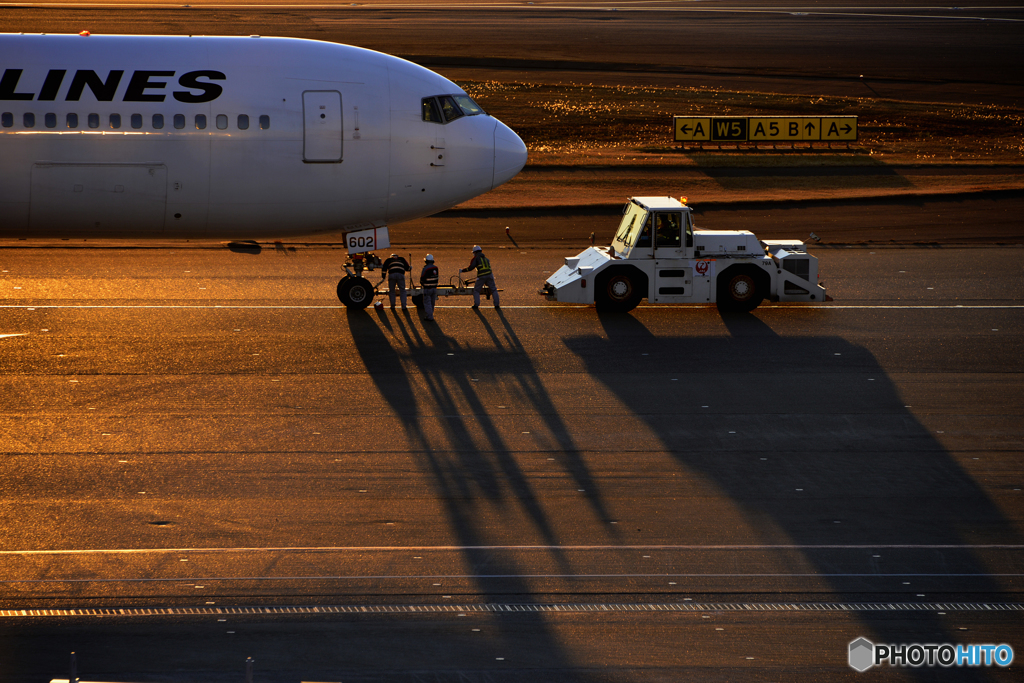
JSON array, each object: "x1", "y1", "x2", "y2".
[
  {"x1": 636, "y1": 214, "x2": 652, "y2": 248},
  {"x1": 612, "y1": 203, "x2": 650, "y2": 258},
  {"x1": 655, "y1": 212, "x2": 682, "y2": 249}
]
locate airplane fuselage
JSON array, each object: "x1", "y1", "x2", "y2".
[{"x1": 0, "y1": 34, "x2": 527, "y2": 238}]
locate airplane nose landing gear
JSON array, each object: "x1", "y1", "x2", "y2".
[{"x1": 337, "y1": 251, "x2": 381, "y2": 309}]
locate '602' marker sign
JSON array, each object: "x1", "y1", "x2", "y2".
[{"x1": 346, "y1": 226, "x2": 390, "y2": 255}]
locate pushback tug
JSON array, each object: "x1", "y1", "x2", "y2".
[{"x1": 540, "y1": 196, "x2": 829, "y2": 312}]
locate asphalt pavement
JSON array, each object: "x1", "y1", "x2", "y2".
[
  {"x1": 1, "y1": 1, "x2": 1022, "y2": 679},
  {"x1": 0, "y1": 243, "x2": 1021, "y2": 681}
]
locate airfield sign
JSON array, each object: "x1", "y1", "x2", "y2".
[{"x1": 674, "y1": 116, "x2": 857, "y2": 142}]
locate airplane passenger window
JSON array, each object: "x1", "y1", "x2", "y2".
[
  {"x1": 153, "y1": 114, "x2": 164, "y2": 129},
  {"x1": 66, "y1": 113, "x2": 78, "y2": 129},
  {"x1": 422, "y1": 97, "x2": 441, "y2": 123},
  {"x1": 88, "y1": 113, "x2": 99, "y2": 129},
  {"x1": 109, "y1": 113, "x2": 121, "y2": 129},
  {"x1": 237, "y1": 114, "x2": 249, "y2": 130},
  {"x1": 24, "y1": 113, "x2": 35, "y2": 128},
  {"x1": 1, "y1": 112, "x2": 11, "y2": 127},
  {"x1": 216, "y1": 114, "x2": 227, "y2": 130},
  {"x1": 131, "y1": 114, "x2": 142, "y2": 129},
  {"x1": 439, "y1": 96, "x2": 463, "y2": 123},
  {"x1": 454, "y1": 95, "x2": 485, "y2": 116},
  {"x1": 173, "y1": 114, "x2": 185, "y2": 129},
  {"x1": 259, "y1": 115, "x2": 270, "y2": 130},
  {"x1": 195, "y1": 114, "x2": 207, "y2": 130},
  {"x1": 45, "y1": 113, "x2": 56, "y2": 128}
]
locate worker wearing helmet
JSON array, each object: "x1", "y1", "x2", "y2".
[
  {"x1": 460, "y1": 245, "x2": 500, "y2": 309},
  {"x1": 420, "y1": 254, "x2": 439, "y2": 321},
  {"x1": 382, "y1": 252, "x2": 412, "y2": 309}
]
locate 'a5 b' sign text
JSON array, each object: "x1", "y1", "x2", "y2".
[{"x1": 674, "y1": 116, "x2": 857, "y2": 142}]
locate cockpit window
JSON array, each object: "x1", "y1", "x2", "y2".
[
  {"x1": 454, "y1": 95, "x2": 485, "y2": 116},
  {"x1": 424, "y1": 94, "x2": 487, "y2": 124},
  {"x1": 439, "y1": 96, "x2": 464, "y2": 123},
  {"x1": 422, "y1": 97, "x2": 442, "y2": 123}
]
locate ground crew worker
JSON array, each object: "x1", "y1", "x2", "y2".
[
  {"x1": 420, "y1": 254, "x2": 439, "y2": 321},
  {"x1": 460, "y1": 245, "x2": 500, "y2": 309},
  {"x1": 382, "y1": 252, "x2": 411, "y2": 309}
]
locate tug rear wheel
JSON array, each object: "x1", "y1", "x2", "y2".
[{"x1": 717, "y1": 268, "x2": 765, "y2": 312}]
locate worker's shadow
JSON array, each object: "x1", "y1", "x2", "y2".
[{"x1": 343, "y1": 305, "x2": 602, "y2": 677}]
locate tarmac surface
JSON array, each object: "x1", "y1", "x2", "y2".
[
  {"x1": 3, "y1": 1, "x2": 1023, "y2": 105},
  {"x1": 1, "y1": 1, "x2": 1024, "y2": 681},
  {"x1": 1, "y1": 238, "x2": 1023, "y2": 681}
]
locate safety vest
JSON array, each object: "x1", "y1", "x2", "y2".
[
  {"x1": 386, "y1": 258, "x2": 408, "y2": 276},
  {"x1": 421, "y1": 265, "x2": 439, "y2": 288},
  {"x1": 475, "y1": 255, "x2": 492, "y2": 277}
]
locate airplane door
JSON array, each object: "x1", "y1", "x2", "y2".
[{"x1": 303, "y1": 90, "x2": 343, "y2": 162}]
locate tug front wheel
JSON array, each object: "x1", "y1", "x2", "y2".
[
  {"x1": 596, "y1": 268, "x2": 646, "y2": 313},
  {"x1": 337, "y1": 276, "x2": 374, "y2": 309}
]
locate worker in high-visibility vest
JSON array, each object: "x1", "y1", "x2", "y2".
[
  {"x1": 460, "y1": 245, "x2": 500, "y2": 309},
  {"x1": 382, "y1": 253, "x2": 411, "y2": 309},
  {"x1": 420, "y1": 254, "x2": 439, "y2": 321}
]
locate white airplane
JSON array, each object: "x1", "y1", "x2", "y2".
[{"x1": 0, "y1": 32, "x2": 528, "y2": 306}]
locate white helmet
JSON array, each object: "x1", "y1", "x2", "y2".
[
  {"x1": 425, "y1": 254, "x2": 434, "y2": 262},
  {"x1": 472, "y1": 245, "x2": 482, "y2": 252}
]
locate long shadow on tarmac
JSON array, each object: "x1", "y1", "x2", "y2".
[
  {"x1": 345, "y1": 304, "x2": 1019, "y2": 681},
  {"x1": 560, "y1": 309, "x2": 1021, "y2": 682},
  {"x1": 346, "y1": 307, "x2": 614, "y2": 681}
]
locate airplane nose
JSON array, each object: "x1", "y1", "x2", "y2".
[{"x1": 493, "y1": 120, "x2": 528, "y2": 190}]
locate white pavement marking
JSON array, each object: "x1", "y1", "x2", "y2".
[
  {"x1": 2, "y1": 602, "x2": 1022, "y2": 619},
  {"x1": 1, "y1": 573, "x2": 1022, "y2": 584},
  {"x1": 0, "y1": 333, "x2": 28, "y2": 339},
  {"x1": 2, "y1": 543, "x2": 1022, "y2": 555},
  {"x1": 0, "y1": 305, "x2": 1022, "y2": 310}
]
